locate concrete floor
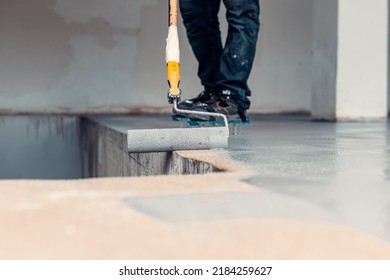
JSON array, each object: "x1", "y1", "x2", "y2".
[
  {"x1": 1, "y1": 114, "x2": 390, "y2": 259},
  {"x1": 222, "y1": 116, "x2": 390, "y2": 241}
]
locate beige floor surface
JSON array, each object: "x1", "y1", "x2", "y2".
[{"x1": 1, "y1": 151, "x2": 390, "y2": 259}]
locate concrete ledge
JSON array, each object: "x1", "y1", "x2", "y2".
[{"x1": 81, "y1": 117, "x2": 225, "y2": 177}]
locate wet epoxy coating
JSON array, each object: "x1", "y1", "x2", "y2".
[{"x1": 221, "y1": 115, "x2": 390, "y2": 241}]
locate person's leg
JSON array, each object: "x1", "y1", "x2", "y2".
[
  {"x1": 179, "y1": 0, "x2": 223, "y2": 93},
  {"x1": 216, "y1": 0, "x2": 260, "y2": 110}
]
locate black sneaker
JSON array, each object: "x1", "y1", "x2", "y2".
[
  {"x1": 177, "y1": 90, "x2": 219, "y2": 110},
  {"x1": 174, "y1": 91, "x2": 220, "y2": 120},
  {"x1": 206, "y1": 90, "x2": 248, "y2": 122}
]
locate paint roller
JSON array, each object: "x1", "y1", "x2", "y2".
[{"x1": 127, "y1": 0, "x2": 229, "y2": 153}]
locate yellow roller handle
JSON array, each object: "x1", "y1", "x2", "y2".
[{"x1": 167, "y1": 61, "x2": 181, "y2": 99}]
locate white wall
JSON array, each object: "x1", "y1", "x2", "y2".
[
  {"x1": 0, "y1": 0, "x2": 315, "y2": 114},
  {"x1": 336, "y1": 0, "x2": 388, "y2": 120},
  {"x1": 388, "y1": 0, "x2": 390, "y2": 112}
]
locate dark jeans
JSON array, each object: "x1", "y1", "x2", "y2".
[{"x1": 179, "y1": 0, "x2": 260, "y2": 110}]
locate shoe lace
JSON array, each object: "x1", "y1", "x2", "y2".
[{"x1": 218, "y1": 89, "x2": 231, "y2": 105}]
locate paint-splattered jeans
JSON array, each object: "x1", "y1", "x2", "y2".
[{"x1": 179, "y1": 0, "x2": 260, "y2": 110}]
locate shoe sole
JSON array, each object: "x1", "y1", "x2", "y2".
[{"x1": 172, "y1": 115, "x2": 250, "y2": 125}]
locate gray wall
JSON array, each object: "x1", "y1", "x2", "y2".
[
  {"x1": 311, "y1": 0, "x2": 338, "y2": 120},
  {"x1": 0, "y1": 0, "x2": 315, "y2": 114},
  {"x1": 0, "y1": 116, "x2": 81, "y2": 179},
  {"x1": 251, "y1": 0, "x2": 314, "y2": 113}
]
